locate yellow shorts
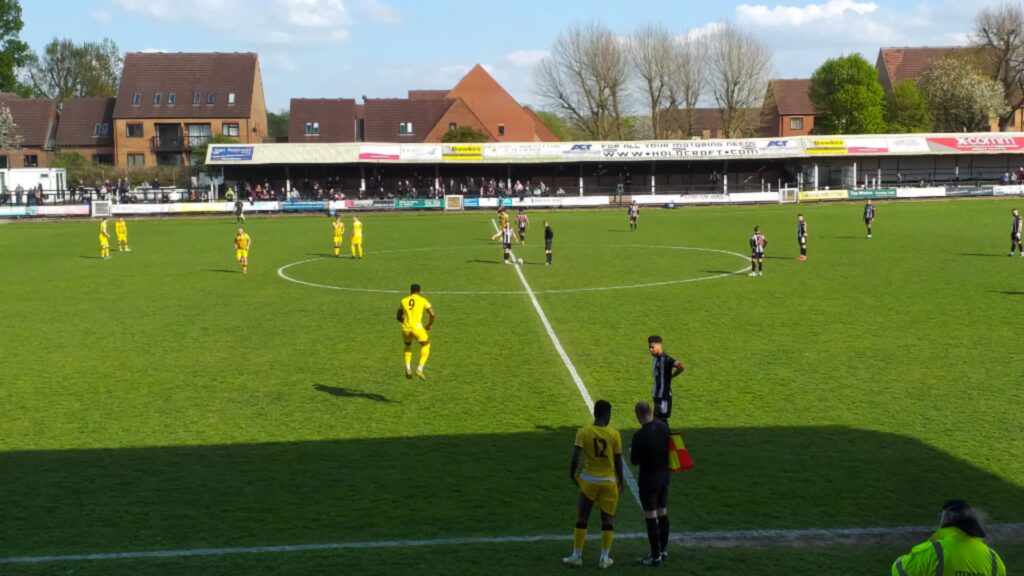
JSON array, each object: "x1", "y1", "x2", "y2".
[
  {"x1": 117, "y1": 234, "x2": 127, "y2": 243},
  {"x1": 403, "y1": 327, "x2": 429, "y2": 344},
  {"x1": 333, "y1": 236, "x2": 343, "y2": 245},
  {"x1": 352, "y1": 237, "x2": 362, "y2": 245},
  {"x1": 577, "y1": 476, "x2": 619, "y2": 516},
  {"x1": 236, "y1": 249, "x2": 248, "y2": 260},
  {"x1": 99, "y1": 235, "x2": 108, "y2": 247}
]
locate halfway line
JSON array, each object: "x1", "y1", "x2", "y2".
[{"x1": 490, "y1": 219, "x2": 642, "y2": 504}]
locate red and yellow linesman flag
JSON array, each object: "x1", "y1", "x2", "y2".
[{"x1": 668, "y1": 433, "x2": 694, "y2": 472}]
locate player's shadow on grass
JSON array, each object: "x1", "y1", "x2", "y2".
[
  {"x1": 207, "y1": 269, "x2": 238, "y2": 274},
  {"x1": 312, "y1": 384, "x2": 396, "y2": 403},
  {"x1": 830, "y1": 236, "x2": 865, "y2": 240},
  {"x1": 306, "y1": 253, "x2": 339, "y2": 258},
  {"x1": 466, "y1": 259, "x2": 503, "y2": 265},
  {"x1": 992, "y1": 290, "x2": 1024, "y2": 296},
  {"x1": 959, "y1": 253, "x2": 1011, "y2": 258},
  {"x1": 4, "y1": 426, "x2": 1024, "y2": 569}
]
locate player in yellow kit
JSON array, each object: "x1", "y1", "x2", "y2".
[
  {"x1": 115, "y1": 218, "x2": 131, "y2": 252},
  {"x1": 234, "y1": 227, "x2": 252, "y2": 274},
  {"x1": 564, "y1": 399, "x2": 624, "y2": 570},
  {"x1": 351, "y1": 216, "x2": 363, "y2": 259},
  {"x1": 397, "y1": 283, "x2": 435, "y2": 380},
  {"x1": 491, "y1": 207, "x2": 510, "y2": 240},
  {"x1": 99, "y1": 217, "x2": 111, "y2": 259},
  {"x1": 331, "y1": 215, "x2": 345, "y2": 257}
]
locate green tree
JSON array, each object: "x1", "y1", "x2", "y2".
[
  {"x1": 885, "y1": 80, "x2": 932, "y2": 133},
  {"x1": 809, "y1": 54, "x2": 887, "y2": 134},
  {"x1": 0, "y1": 0, "x2": 29, "y2": 94},
  {"x1": 532, "y1": 110, "x2": 575, "y2": 141},
  {"x1": 25, "y1": 37, "x2": 122, "y2": 100},
  {"x1": 440, "y1": 126, "x2": 489, "y2": 143},
  {"x1": 192, "y1": 134, "x2": 238, "y2": 167},
  {"x1": 918, "y1": 57, "x2": 1009, "y2": 132},
  {"x1": 267, "y1": 110, "x2": 289, "y2": 141},
  {"x1": 49, "y1": 151, "x2": 91, "y2": 182}
]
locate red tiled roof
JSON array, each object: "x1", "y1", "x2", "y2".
[
  {"x1": 523, "y1": 106, "x2": 560, "y2": 141},
  {"x1": 114, "y1": 52, "x2": 260, "y2": 119},
  {"x1": 877, "y1": 47, "x2": 972, "y2": 90},
  {"x1": 0, "y1": 95, "x2": 57, "y2": 148},
  {"x1": 362, "y1": 98, "x2": 454, "y2": 142},
  {"x1": 55, "y1": 98, "x2": 116, "y2": 147},
  {"x1": 288, "y1": 98, "x2": 357, "y2": 143},
  {"x1": 408, "y1": 90, "x2": 449, "y2": 101},
  {"x1": 448, "y1": 65, "x2": 558, "y2": 142},
  {"x1": 765, "y1": 79, "x2": 815, "y2": 116}
]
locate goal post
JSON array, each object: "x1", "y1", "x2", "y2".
[
  {"x1": 91, "y1": 200, "x2": 113, "y2": 218},
  {"x1": 444, "y1": 195, "x2": 464, "y2": 211}
]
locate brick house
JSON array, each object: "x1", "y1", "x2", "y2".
[
  {"x1": 0, "y1": 94, "x2": 58, "y2": 169},
  {"x1": 54, "y1": 98, "x2": 116, "y2": 165},
  {"x1": 760, "y1": 79, "x2": 816, "y2": 137},
  {"x1": 289, "y1": 64, "x2": 558, "y2": 143},
  {"x1": 113, "y1": 52, "x2": 268, "y2": 168}
]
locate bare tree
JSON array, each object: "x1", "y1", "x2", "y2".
[
  {"x1": 629, "y1": 22, "x2": 675, "y2": 138},
  {"x1": 667, "y1": 34, "x2": 707, "y2": 138},
  {"x1": 0, "y1": 102, "x2": 23, "y2": 152},
  {"x1": 974, "y1": 3, "x2": 1024, "y2": 131},
  {"x1": 534, "y1": 21, "x2": 630, "y2": 140},
  {"x1": 706, "y1": 24, "x2": 773, "y2": 138}
]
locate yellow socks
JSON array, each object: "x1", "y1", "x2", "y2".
[
  {"x1": 403, "y1": 345, "x2": 413, "y2": 369},
  {"x1": 418, "y1": 343, "x2": 431, "y2": 369},
  {"x1": 573, "y1": 526, "x2": 587, "y2": 553},
  {"x1": 601, "y1": 528, "x2": 613, "y2": 554}
]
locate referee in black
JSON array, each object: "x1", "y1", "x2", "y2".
[
  {"x1": 631, "y1": 400, "x2": 671, "y2": 566},
  {"x1": 648, "y1": 335, "x2": 685, "y2": 422},
  {"x1": 543, "y1": 220, "x2": 554, "y2": 265}
]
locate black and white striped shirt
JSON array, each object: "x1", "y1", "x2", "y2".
[
  {"x1": 1013, "y1": 215, "x2": 1022, "y2": 237},
  {"x1": 501, "y1": 227, "x2": 514, "y2": 245},
  {"x1": 652, "y1": 353, "x2": 682, "y2": 401}
]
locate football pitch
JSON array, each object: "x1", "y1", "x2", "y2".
[{"x1": 1, "y1": 199, "x2": 1023, "y2": 575}]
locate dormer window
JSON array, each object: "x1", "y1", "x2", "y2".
[
  {"x1": 228, "y1": 92, "x2": 236, "y2": 105},
  {"x1": 399, "y1": 122, "x2": 414, "y2": 135},
  {"x1": 207, "y1": 92, "x2": 215, "y2": 105},
  {"x1": 193, "y1": 92, "x2": 201, "y2": 105},
  {"x1": 168, "y1": 92, "x2": 176, "y2": 105},
  {"x1": 154, "y1": 93, "x2": 162, "y2": 105},
  {"x1": 132, "y1": 92, "x2": 141, "y2": 105}
]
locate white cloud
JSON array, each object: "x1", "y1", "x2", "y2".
[
  {"x1": 504, "y1": 50, "x2": 549, "y2": 67},
  {"x1": 140, "y1": 48, "x2": 170, "y2": 53},
  {"x1": 92, "y1": 9, "x2": 112, "y2": 24},
  {"x1": 680, "y1": 21, "x2": 727, "y2": 43},
  {"x1": 273, "y1": 52, "x2": 297, "y2": 72},
  {"x1": 112, "y1": 0, "x2": 351, "y2": 45},
  {"x1": 737, "y1": 0, "x2": 878, "y2": 27},
  {"x1": 360, "y1": 0, "x2": 402, "y2": 24}
]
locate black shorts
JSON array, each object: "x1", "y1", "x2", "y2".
[
  {"x1": 798, "y1": 236, "x2": 806, "y2": 245},
  {"x1": 653, "y1": 398, "x2": 672, "y2": 420},
  {"x1": 638, "y1": 478, "x2": 670, "y2": 512},
  {"x1": 751, "y1": 252, "x2": 764, "y2": 260},
  {"x1": 544, "y1": 238, "x2": 552, "y2": 251},
  {"x1": 1013, "y1": 233, "x2": 1021, "y2": 242},
  {"x1": 865, "y1": 218, "x2": 873, "y2": 225},
  {"x1": 503, "y1": 242, "x2": 512, "y2": 250}
]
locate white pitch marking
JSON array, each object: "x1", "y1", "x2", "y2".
[
  {"x1": 490, "y1": 218, "x2": 643, "y2": 504},
  {"x1": 5, "y1": 524, "x2": 1023, "y2": 565},
  {"x1": 277, "y1": 246, "x2": 750, "y2": 295}
]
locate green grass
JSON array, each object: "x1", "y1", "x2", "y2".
[{"x1": 1, "y1": 199, "x2": 1022, "y2": 574}]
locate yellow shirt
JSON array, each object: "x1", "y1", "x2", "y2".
[
  {"x1": 575, "y1": 424, "x2": 622, "y2": 481},
  {"x1": 332, "y1": 221, "x2": 345, "y2": 238},
  {"x1": 235, "y1": 233, "x2": 251, "y2": 250},
  {"x1": 353, "y1": 221, "x2": 363, "y2": 240},
  {"x1": 400, "y1": 293, "x2": 431, "y2": 329},
  {"x1": 100, "y1": 221, "x2": 109, "y2": 236},
  {"x1": 499, "y1": 212, "x2": 509, "y2": 227},
  {"x1": 115, "y1": 221, "x2": 127, "y2": 236}
]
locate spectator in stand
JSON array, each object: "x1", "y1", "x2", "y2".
[
  {"x1": 1001, "y1": 172, "x2": 1011, "y2": 185},
  {"x1": 1018, "y1": 166, "x2": 1024, "y2": 183},
  {"x1": 513, "y1": 180, "x2": 524, "y2": 197},
  {"x1": 556, "y1": 186, "x2": 566, "y2": 196},
  {"x1": 15, "y1": 184, "x2": 24, "y2": 205},
  {"x1": 539, "y1": 181, "x2": 548, "y2": 196}
]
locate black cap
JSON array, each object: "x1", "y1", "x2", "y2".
[{"x1": 941, "y1": 500, "x2": 986, "y2": 538}]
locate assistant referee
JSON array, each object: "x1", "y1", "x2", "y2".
[{"x1": 630, "y1": 400, "x2": 671, "y2": 567}]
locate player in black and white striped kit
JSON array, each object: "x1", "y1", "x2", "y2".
[
  {"x1": 501, "y1": 224, "x2": 515, "y2": 264},
  {"x1": 1011, "y1": 209, "x2": 1023, "y2": 257},
  {"x1": 797, "y1": 214, "x2": 808, "y2": 261},
  {"x1": 749, "y1": 226, "x2": 767, "y2": 277},
  {"x1": 648, "y1": 335, "x2": 684, "y2": 422},
  {"x1": 864, "y1": 200, "x2": 876, "y2": 239}
]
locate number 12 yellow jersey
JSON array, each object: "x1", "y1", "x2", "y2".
[{"x1": 575, "y1": 424, "x2": 622, "y2": 482}]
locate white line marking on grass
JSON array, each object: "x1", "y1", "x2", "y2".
[
  {"x1": 5, "y1": 524, "x2": 1024, "y2": 564},
  {"x1": 277, "y1": 246, "x2": 749, "y2": 295},
  {"x1": 490, "y1": 219, "x2": 643, "y2": 505}
]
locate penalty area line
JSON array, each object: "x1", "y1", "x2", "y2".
[
  {"x1": 490, "y1": 219, "x2": 642, "y2": 505},
  {"x1": 5, "y1": 524, "x2": 1024, "y2": 564}
]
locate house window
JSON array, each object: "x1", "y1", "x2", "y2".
[
  {"x1": 23, "y1": 154, "x2": 39, "y2": 167},
  {"x1": 206, "y1": 92, "x2": 215, "y2": 105},
  {"x1": 399, "y1": 122, "x2": 414, "y2": 135},
  {"x1": 154, "y1": 92, "x2": 163, "y2": 105},
  {"x1": 168, "y1": 92, "x2": 176, "y2": 105},
  {"x1": 92, "y1": 154, "x2": 114, "y2": 165},
  {"x1": 789, "y1": 117, "x2": 804, "y2": 131},
  {"x1": 222, "y1": 123, "x2": 240, "y2": 137},
  {"x1": 0, "y1": 155, "x2": 7, "y2": 169},
  {"x1": 498, "y1": 124, "x2": 505, "y2": 137},
  {"x1": 126, "y1": 123, "x2": 144, "y2": 138},
  {"x1": 132, "y1": 92, "x2": 142, "y2": 105},
  {"x1": 305, "y1": 122, "x2": 320, "y2": 135},
  {"x1": 194, "y1": 92, "x2": 202, "y2": 105},
  {"x1": 449, "y1": 123, "x2": 457, "y2": 131},
  {"x1": 94, "y1": 123, "x2": 110, "y2": 136},
  {"x1": 228, "y1": 92, "x2": 236, "y2": 105},
  {"x1": 127, "y1": 154, "x2": 145, "y2": 167}
]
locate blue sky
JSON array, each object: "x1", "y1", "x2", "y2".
[{"x1": 20, "y1": 0, "x2": 999, "y2": 112}]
